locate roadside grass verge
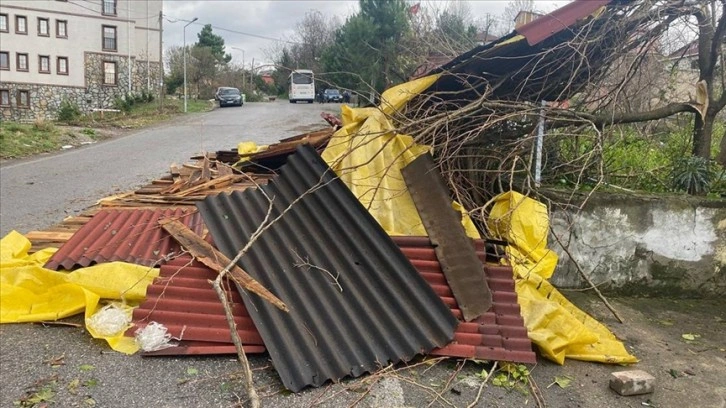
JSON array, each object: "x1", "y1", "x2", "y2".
[
  {"x1": 0, "y1": 121, "x2": 103, "y2": 159},
  {"x1": 69, "y1": 98, "x2": 214, "y2": 129},
  {"x1": 1, "y1": 98, "x2": 214, "y2": 159}
]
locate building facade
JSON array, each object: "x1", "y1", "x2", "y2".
[{"x1": 0, "y1": 0, "x2": 162, "y2": 121}]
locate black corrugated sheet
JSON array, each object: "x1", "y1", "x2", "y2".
[{"x1": 197, "y1": 145, "x2": 458, "y2": 392}]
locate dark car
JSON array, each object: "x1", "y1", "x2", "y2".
[
  {"x1": 323, "y1": 89, "x2": 342, "y2": 103},
  {"x1": 216, "y1": 87, "x2": 243, "y2": 107}
]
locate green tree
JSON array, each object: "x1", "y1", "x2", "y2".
[
  {"x1": 196, "y1": 24, "x2": 231, "y2": 64},
  {"x1": 435, "y1": 10, "x2": 477, "y2": 54},
  {"x1": 272, "y1": 47, "x2": 295, "y2": 96},
  {"x1": 321, "y1": 0, "x2": 411, "y2": 100},
  {"x1": 189, "y1": 45, "x2": 219, "y2": 98}
]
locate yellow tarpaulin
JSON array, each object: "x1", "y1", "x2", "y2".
[
  {"x1": 0, "y1": 231, "x2": 159, "y2": 354},
  {"x1": 488, "y1": 191, "x2": 637, "y2": 364},
  {"x1": 321, "y1": 74, "x2": 480, "y2": 238}
]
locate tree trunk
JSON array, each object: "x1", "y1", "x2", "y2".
[{"x1": 692, "y1": 111, "x2": 714, "y2": 159}]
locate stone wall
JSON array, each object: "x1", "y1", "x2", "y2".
[
  {"x1": 546, "y1": 191, "x2": 726, "y2": 297},
  {"x1": 132, "y1": 60, "x2": 161, "y2": 95},
  {"x1": 0, "y1": 54, "x2": 160, "y2": 121}
]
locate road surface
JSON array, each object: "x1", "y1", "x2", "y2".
[{"x1": 0, "y1": 100, "x2": 334, "y2": 236}]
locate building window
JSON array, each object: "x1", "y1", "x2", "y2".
[
  {"x1": 57, "y1": 56, "x2": 68, "y2": 75},
  {"x1": 17, "y1": 53, "x2": 28, "y2": 71},
  {"x1": 0, "y1": 89, "x2": 10, "y2": 106},
  {"x1": 16, "y1": 15, "x2": 27, "y2": 34},
  {"x1": 0, "y1": 14, "x2": 8, "y2": 33},
  {"x1": 56, "y1": 20, "x2": 67, "y2": 38},
  {"x1": 102, "y1": 25, "x2": 117, "y2": 51},
  {"x1": 0, "y1": 52, "x2": 9, "y2": 70},
  {"x1": 102, "y1": 0, "x2": 117, "y2": 16},
  {"x1": 103, "y1": 61, "x2": 117, "y2": 85},
  {"x1": 17, "y1": 90, "x2": 30, "y2": 108},
  {"x1": 39, "y1": 55, "x2": 50, "y2": 73},
  {"x1": 38, "y1": 17, "x2": 50, "y2": 36}
]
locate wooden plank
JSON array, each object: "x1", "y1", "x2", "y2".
[
  {"x1": 402, "y1": 153, "x2": 492, "y2": 322},
  {"x1": 25, "y1": 231, "x2": 75, "y2": 241},
  {"x1": 159, "y1": 218, "x2": 289, "y2": 313}
]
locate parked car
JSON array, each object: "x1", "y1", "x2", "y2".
[
  {"x1": 216, "y1": 87, "x2": 243, "y2": 107},
  {"x1": 323, "y1": 89, "x2": 343, "y2": 103}
]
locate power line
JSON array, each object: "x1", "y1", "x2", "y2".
[
  {"x1": 164, "y1": 16, "x2": 301, "y2": 45},
  {"x1": 67, "y1": 0, "x2": 157, "y2": 20}
]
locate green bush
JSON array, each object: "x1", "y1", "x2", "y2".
[
  {"x1": 672, "y1": 156, "x2": 713, "y2": 195},
  {"x1": 113, "y1": 95, "x2": 132, "y2": 113},
  {"x1": 57, "y1": 99, "x2": 81, "y2": 122}
]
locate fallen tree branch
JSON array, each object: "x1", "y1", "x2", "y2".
[
  {"x1": 467, "y1": 361, "x2": 498, "y2": 408},
  {"x1": 158, "y1": 218, "x2": 288, "y2": 312},
  {"x1": 550, "y1": 229, "x2": 624, "y2": 323}
]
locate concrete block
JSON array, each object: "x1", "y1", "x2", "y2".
[{"x1": 609, "y1": 370, "x2": 655, "y2": 396}]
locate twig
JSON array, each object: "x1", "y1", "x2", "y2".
[
  {"x1": 529, "y1": 373, "x2": 547, "y2": 408},
  {"x1": 467, "y1": 361, "x2": 498, "y2": 408},
  {"x1": 211, "y1": 277, "x2": 259, "y2": 408},
  {"x1": 550, "y1": 229, "x2": 624, "y2": 323},
  {"x1": 427, "y1": 360, "x2": 465, "y2": 408},
  {"x1": 292, "y1": 249, "x2": 343, "y2": 292}
]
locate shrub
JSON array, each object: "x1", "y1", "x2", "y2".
[
  {"x1": 113, "y1": 96, "x2": 132, "y2": 113},
  {"x1": 57, "y1": 99, "x2": 81, "y2": 122},
  {"x1": 671, "y1": 156, "x2": 712, "y2": 195}
]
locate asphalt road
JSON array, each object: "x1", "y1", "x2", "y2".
[{"x1": 0, "y1": 100, "x2": 332, "y2": 236}]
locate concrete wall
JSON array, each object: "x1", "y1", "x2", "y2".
[{"x1": 546, "y1": 192, "x2": 726, "y2": 297}]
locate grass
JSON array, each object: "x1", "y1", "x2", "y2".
[
  {"x1": 71, "y1": 97, "x2": 214, "y2": 129},
  {"x1": 1, "y1": 98, "x2": 214, "y2": 159},
  {"x1": 0, "y1": 121, "x2": 69, "y2": 159}
]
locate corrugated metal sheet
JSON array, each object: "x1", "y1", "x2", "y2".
[
  {"x1": 45, "y1": 208, "x2": 203, "y2": 270},
  {"x1": 515, "y1": 0, "x2": 612, "y2": 46},
  {"x1": 197, "y1": 145, "x2": 458, "y2": 392},
  {"x1": 128, "y1": 238, "x2": 535, "y2": 363},
  {"x1": 402, "y1": 153, "x2": 492, "y2": 321},
  {"x1": 392, "y1": 236, "x2": 536, "y2": 363},
  {"x1": 417, "y1": 0, "x2": 619, "y2": 103},
  {"x1": 130, "y1": 256, "x2": 266, "y2": 354}
]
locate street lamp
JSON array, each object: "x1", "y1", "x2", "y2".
[
  {"x1": 230, "y1": 47, "x2": 245, "y2": 85},
  {"x1": 183, "y1": 17, "x2": 198, "y2": 113}
]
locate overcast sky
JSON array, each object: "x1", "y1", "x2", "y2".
[{"x1": 162, "y1": 1, "x2": 568, "y2": 69}]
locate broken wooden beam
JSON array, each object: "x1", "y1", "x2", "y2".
[{"x1": 158, "y1": 218, "x2": 288, "y2": 312}]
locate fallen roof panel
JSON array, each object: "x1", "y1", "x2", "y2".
[
  {"x1": 392, "y1": 237, "x2": 535, "y2": 364},
  {"x1": 128, "y1": 238, "x2": 535, "y2": 364},
  {"x1": 197, "y1": 145, "x2": 458, "y2": 392},
  {"x1": 45, "y1": 208, "x2": 203, "y2": 270},
  {"x1": 130, "y1": 256, "x2": 266, "y2": 353}
]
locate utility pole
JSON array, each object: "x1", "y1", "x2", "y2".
[{"x1": 158, "y1": 10, "x2": 163, "y2": 112}]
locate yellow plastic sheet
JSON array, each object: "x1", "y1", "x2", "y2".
[
  {"x1": 0, "y1": 231, "x2": 159, "y2": 354},
  {"x1": 322, "y1": 75, "x2": 480, "y2": 238},
  {"x1": 488, "y1": 191, "x2": 637, "y2": 364}
]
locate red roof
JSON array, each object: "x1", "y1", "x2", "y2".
[
  {"x1": 131, "y1": 237, "x2": 535, "y2": 364},
  {"x1": 45, "y1": 208, "x2": 203, "y2": 270},
  {"x1": 515, "y1": 0, "x2": 612, "y2": 46}
]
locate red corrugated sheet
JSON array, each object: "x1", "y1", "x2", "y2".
[
  {"x1": 393, "y1": 236, "x2": 535, "y2": 363},
  {"x1": 515, "y1": 0, "x2": 611, "y2": 46},
  {"x1": 130, "y1": 238, "x2": 535, "y2": 364},
  {"x1": 130, "y1": 256, "x2": 265, "y2": 354},
  {"x1": 45, "y1": 208, "x2": 203, "y2": 270}
]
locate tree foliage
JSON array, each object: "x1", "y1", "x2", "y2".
[{"x1": 197, "y1": 24, "x2": 232, "y2": 64}]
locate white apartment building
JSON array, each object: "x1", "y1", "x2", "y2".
[{"x1": 0, "y1": 0, "x2": 162, "y2": 121}]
